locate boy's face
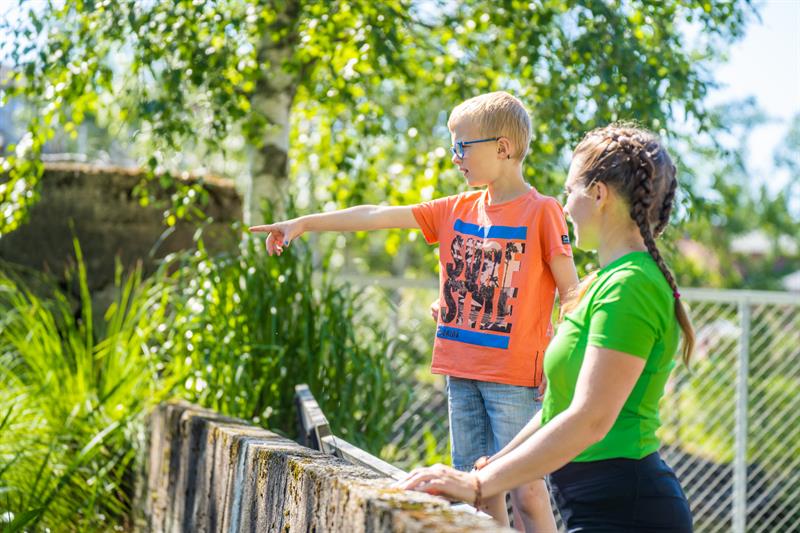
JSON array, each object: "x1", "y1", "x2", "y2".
[{"x1": 449, "y1": 119, "x2": 501, "y2": 187}]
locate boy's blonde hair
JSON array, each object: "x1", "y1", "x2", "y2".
[{"x1": 447, "y1": 91, "x2": 532, "y2": 161}]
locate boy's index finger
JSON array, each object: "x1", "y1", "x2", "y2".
[{"x1": 248, "y1": 224, "x2": 276, "y2": 233}]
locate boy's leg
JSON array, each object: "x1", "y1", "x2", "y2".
[
  {"x1": 446, "y1": 376, "x2": 510, "y2": 526},
  {"x1": 509, "y1": 480, "x2": 556, "y2": 532},
  {"x1": 479, "y1": 381, "x2": 557, "y2": 533}
]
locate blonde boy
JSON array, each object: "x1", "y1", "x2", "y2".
[{"x1": 251, "y1": 91, "x2": 577, "y2": 531}]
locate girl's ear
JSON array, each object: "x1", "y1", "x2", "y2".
[{"x1": 594, "y1": 181, "x2": 610, "y2": 206}]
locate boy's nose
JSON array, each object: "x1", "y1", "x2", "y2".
[{"x1": 451, "y1": 152, "x2": 461, "y2": 165}]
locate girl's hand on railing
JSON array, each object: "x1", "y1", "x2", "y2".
[{"x1": 394, "y1": 464, "x2": 481, "y2": 507}]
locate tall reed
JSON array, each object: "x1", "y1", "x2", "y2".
[{"x1": 158, "y1": 232, "x2": 418, "y2": 452}]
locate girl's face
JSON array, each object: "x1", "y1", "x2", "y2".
[{"x1": 563, "y1": 156, "x2": 601, "y2": 251}]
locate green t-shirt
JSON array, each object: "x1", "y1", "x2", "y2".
[{"x1": 541, "y1": 251, "x2": 679, "y2": 462}]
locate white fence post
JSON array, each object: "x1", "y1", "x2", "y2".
[{"x1": 733, "y1": 298, "x2": 751, "y2": 533}]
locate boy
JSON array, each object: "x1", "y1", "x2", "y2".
[{"x1": 250, "y1": 91, "x2": 577, "y2": 531}]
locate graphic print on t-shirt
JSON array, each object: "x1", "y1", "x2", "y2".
[{"x1": 437, "y1": 219, "x2": 527, "y2": 349}]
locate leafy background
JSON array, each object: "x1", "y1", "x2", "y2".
[{"x1": 0, "y1": 0, "x2": 798, "y2": 530}]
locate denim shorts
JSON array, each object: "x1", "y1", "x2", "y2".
[
  {"x1": 550, "y1": 452, "x2": 693, "y2": 532},
  {"x1": 446, "y1": 376, "x2": 541, "y2": 471}
]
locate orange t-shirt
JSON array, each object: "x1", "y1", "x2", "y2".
[{"x1": 412, "y1": 188, "x2": 572, "y2": 387}]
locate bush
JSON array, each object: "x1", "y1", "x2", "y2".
[
  {"x1": 0, "y1": 230, "x2": 429, "y2": 530},
  {"x1": 155, "y1": 231, "x2": 419, "y2": 454},
  {"x1": 0, "y1": 244, "x2": 178, "y2": 531}
]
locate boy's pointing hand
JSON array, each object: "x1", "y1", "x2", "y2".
[{"x1": 249, "y1": 219, "x2": 304, "y2": 256}]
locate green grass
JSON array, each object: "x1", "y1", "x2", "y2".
[{"x1": 0, "y1": 241, "x2": 180, "y2": 531}]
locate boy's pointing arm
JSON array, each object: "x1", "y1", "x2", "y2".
[{"x1": 249, "y1": 205, "x2": 421, "y2": 256}]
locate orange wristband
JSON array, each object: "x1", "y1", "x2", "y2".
[{"x1": 472, "y1": 474, "x2": 483, "y2": 509}]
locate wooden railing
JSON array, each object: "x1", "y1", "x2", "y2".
[
  {"x1": 295, "y1": 386, "x2": 498, "y2": 521},
  {"x1": 294, "y1": 384, "x2": 407, "y2": 481}
]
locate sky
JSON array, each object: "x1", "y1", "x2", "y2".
[
  {"x1": 1, "y1": 1, "x2": 798, "y2": 189},
  {"x1": 703, "y1": 0, "x2": 800, "y2": 194}
]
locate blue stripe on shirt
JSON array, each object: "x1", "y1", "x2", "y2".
[
  {"x1": 453, "y1": 219, "x2": 527, "y2": 240},
  {"x1": 436, "y1": 325, "x2": 510, "y2": 349}
]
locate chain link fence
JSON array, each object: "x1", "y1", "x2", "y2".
[
  {"x1": 343, "y1": 276, "x2": 800, "y2": 533},
  {"x1": 661, "y1": 289, "x2": 800, "y2": 533}
]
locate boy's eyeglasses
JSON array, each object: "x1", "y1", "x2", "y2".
[{"x1": 450, "y1": 137, "x2": 499, "y2": 159}]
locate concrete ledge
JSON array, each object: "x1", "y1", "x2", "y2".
[
  {"x1": 143, "y1": 401, "x2": 509, "y2": 532},
  {"x1": 0, "y1": 162, "x2": 241, "y2": 292}
]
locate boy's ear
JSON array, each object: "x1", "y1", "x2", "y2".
[{"x1": 497, "y1": 137, "x2": 513, "y2": 160}]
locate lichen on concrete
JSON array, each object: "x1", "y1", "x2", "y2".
[{"x1": 139, "y1": 401, "x2": 512, "y2": 532}]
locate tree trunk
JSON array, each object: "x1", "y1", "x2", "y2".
[{"x1": 246, "y1": 3, "x2": 300, "y2": 225}]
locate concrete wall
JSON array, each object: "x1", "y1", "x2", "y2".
[
  {"x1": 141, "y1": 402, "x2": 509, "y2": 533},
  {"x1": 0, "y1": 162, "x2": 241, "y2": 292}
]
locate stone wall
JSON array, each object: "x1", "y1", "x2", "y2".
[
  {"x1": 0, "y1": 162, "x2": 241, "y2": 292},
  {"x1": 141, "y1": 402, "x2": 509, "y2": 532}
]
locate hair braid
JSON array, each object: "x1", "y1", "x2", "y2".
[
  {"x1": 628, "y1": 145, "x2": 694, "y2": 365},
  {"x1": 569, "y1": 123, "x2": 695, "y2": 365},
  {"x1": 655, "y1": 172, "x2": 677, "y2": 237}
]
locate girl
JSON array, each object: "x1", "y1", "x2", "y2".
[{"x1": 398, "y1": 124, "x2": 695, "y2": 532}]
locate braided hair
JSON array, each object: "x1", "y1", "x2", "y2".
[{"x1": 568, "y1": 123, "x2": 694, "y2": 365}]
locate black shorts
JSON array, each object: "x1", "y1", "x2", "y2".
[{"x1": 549, "y1": 452, "x2": 693, "y2": 532}]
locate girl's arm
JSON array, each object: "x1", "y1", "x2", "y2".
[
  {"x1": 398, "y1": 346, "x2": 646, "y2": 501},
  {"x1": 477, "y1": 346, "x2": 645, "y2": 494}
]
